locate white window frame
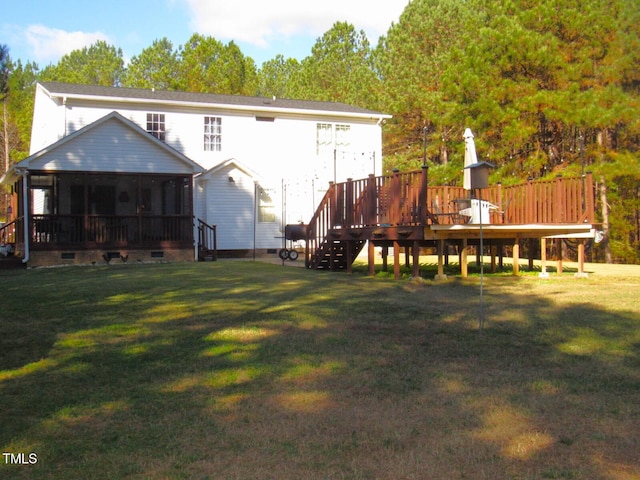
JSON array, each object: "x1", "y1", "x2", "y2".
[
  {"x1": 316, "y1": 123, "x2": 351, "y2": 156},
  {"x1": 146, "y1": 113, "x2": 166, "y2": 141},
  {"x1": 204, "y1": 116, "x2": 222, "y2": 152}
]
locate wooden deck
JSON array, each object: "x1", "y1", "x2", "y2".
[{"x1": 299, "y1": 167, "x2": 596, "y2": 277}]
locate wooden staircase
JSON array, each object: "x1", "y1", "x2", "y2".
[
  {"x1": 303, "y1": 171, "x2": 427, "y2": 271},
  {"x1": 309, "y1": 237, "x2": 367, "y2": 270}
]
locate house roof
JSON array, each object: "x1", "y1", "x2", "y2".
[
  {"x1": 39, "y1": 82, "x2": 391, "y2": 120},
  {"x1": 1, "y1": 111, "x2": 204, "y2": 184}
]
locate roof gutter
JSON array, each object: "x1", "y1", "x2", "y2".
[{"x1": 45, "y1": 90, "x2": 392, "y2": 122}]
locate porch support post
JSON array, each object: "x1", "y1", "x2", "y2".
[
  {"x1": 512, "y1": 238, "x2": 520, "y2": 276},
  {"x1": 368, "y1": 240, "x2": 375, "y2": 276},
  {"x1": 412, "y1": 240, "x2": 420, "y2": 278},
  {"x1": 393, "y1": 241, "x2": 400, "y2": 279},
  {"x1": 460, "y1": 238, "x2": 468, "y2": 278},
  {"x1": 539, "y1": 238, "x2": 549, "y2": 278}
]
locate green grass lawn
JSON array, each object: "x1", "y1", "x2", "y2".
[{"x1": 1, "y1": 261, "x2": 639, "y2": 479}]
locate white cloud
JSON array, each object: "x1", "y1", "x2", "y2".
[
  {"x1": 180, "y1": 0, "x2": 408, "y2": 47},
  {"x1": 25, "y1": 24, "x2": 110, "y2": 62}
]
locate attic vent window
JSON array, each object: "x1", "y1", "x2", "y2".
[
  {"x1": 146, "y1": 113, "x2": 165, "y2": 141},
  {"x1": 255, "y1": 116, "x2": 275, "y2": 122}
]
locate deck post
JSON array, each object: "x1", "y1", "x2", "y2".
[
  {"x1": 460, "y1": 238, "x2": 468, "y2": 278},
  {"x1": 368, "y1": 240, "x2": 375, "y2": 276},
  {"x1": 556, "y1": 239, "x2": 563, "y2": 275},
  {"x1": 346, "y1": 241, "x2": 353, "y2": 274},
  {"x1": 366, "y1": 174, "x2": 377, "y2": 225},
  {"x1": 490, "y1": 243, "x2": 497, "y2": 273},
  {"x1": 393, "y1": 241, "x2": 401, "y2": 279},
  {"x1": 528, "y1": 238, "x2": 535, "y2": 271},
  {"x1": 345, "y1": 178, "x2": 354, "y2": 227},
  {"x1": 575, "y1": 240, "x2": 589, "y2": 278},
  {"x1": 436, "y1": 239, "x2": 447, "y2": 280},
  {"x1": 539, "y1": 238, "x2": 549, "y2": 278},
  {"x1": 512, "y1": 238, "x2": 520, "y2": 276},
  {"x1": 419, "y1": 165, "x2": 428, "y2": 225},
  {"x1": 382, "y1": 246, "x2": 388, "y2": 271},
  {"x1": 412, "y1": 240, "x2": 420, "y2": 277}
]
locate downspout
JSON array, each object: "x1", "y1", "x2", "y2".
[{"x1": 14, "y1": 167, "x2": 29, "y2": 264}]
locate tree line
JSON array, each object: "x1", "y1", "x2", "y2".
[{"x1": 1, "y1": 0, "x2": 639, "y2": 262}]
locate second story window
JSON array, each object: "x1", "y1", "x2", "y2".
[
  {"x1": 146, "y1": 113, "x2": 165, "y2": 141},
  {"x1": 316, "y1": 123, "x2": 333, "y2": 156},
  {"x1": 204, "y1": 116, "x2": 222, "y2": 151},
  {"x1": 316, "y1": 123, "x2": 351, "y2": 156}
]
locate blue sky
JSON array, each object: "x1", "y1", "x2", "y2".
[{"x1": 1, "y1": 0, "x2": 409, "y2": 68}]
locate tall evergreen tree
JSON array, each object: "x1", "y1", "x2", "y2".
[
  {"x1": 0, "y1": 45, "x2": 9, "y2": 101},
  {"x1": 39, "y1": 41, "x2": 124, "y2": 87},
  {"x1": 121, "y1": 38, "x2": 179, "y2": 90},
  {"x1": 176, "y1": 34, "x2": 257, "y2": 95},
  {"x1": 256, "y1": 54, "x2": 301, "y2": 98},
  {"x1": 291, "y1": 22, "x2": 380, "y2": 108}
]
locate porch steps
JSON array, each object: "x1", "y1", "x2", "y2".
[
  {"x1": 198, "y1": 249, "x2": 217, "y2": 261},
  {"x1": 310, "y1": 238, "x2": 366, "y2": 270}
]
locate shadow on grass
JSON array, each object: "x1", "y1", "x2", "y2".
[{"x1": 0, "y1": 262, "x2": 638, "y2": 479}]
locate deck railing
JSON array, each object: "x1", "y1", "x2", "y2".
[{"x1": 305, "y1": 170, "x2": 595, "y2": 265}]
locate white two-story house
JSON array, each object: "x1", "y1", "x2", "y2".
[{"x1": 1, "y1": 82, "x2": 389, "y2": 267}]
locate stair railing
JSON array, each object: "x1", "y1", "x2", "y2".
[{"x1": 197, "y1": 218, "x2": 217, "y2": 261}]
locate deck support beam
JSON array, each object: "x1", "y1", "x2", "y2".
[
  {"x1": 556, "y1": 239, "x2": 563, "y2": 275},
  {"x1": 460, "y1": 238, "x2": 468, "y2": 278},
  {"x1": 393, "y1": 241, "x2": 401, "y2": 279},
  {"x1": 412, "y1": 241, "x2": 420, "y2": 278},
  {"x1": 575, "y1": 241, "x2": 589, "y2": 278},
  {"x1": 368, "y1": 240, "x2": 375, "y2": 276},
  {"x1": 512, "y1": 239, "x2": 520, "y2": 276},
  {"x1": 435, "y1": 239, "x2": 447, "y2": 280},
  {"x1": 539, "y1": 238, "x2": 549, "y2": 278},
  {"x1": 490, "y1": 243, "x2": 497, "y2": 273}
]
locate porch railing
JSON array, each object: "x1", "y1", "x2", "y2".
[
  {"x1": 0, "y1": 219, "x2": 18, "y2": 245},
  {"x1": 29, "y1": 214, "x2": 194, "y2": 249}
]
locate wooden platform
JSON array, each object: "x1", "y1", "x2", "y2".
[{"x1": 297, "y1": 168, "x2": 597, "y2": 278}]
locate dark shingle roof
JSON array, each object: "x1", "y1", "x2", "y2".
[{"x1": 40, "y1": 82, "x2": 389, "y2": 118}]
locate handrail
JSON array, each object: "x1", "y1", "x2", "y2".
[
  {"x1": 0, "y1": 220, "x2": 17, "y2": 245},
  {"x1": 197, "y1": 218, "x2": 217, "y2": 261}
]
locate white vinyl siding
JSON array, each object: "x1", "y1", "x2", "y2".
[{"x1": 28, "y1": 117, "x2": 196, "y2": 174}]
